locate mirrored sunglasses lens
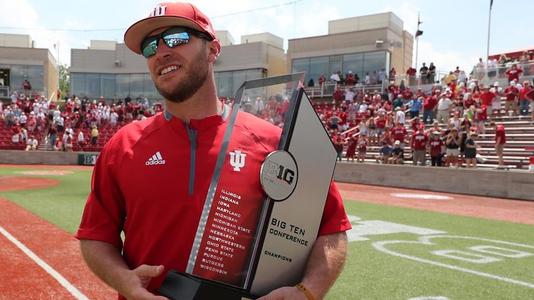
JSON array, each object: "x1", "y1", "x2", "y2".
[
  {"x1": 142, "y1": 39, "x2": 158, "y2": 58},
  {"x1": 164, "y1": 32, "x2": 190, "y2": 48}
]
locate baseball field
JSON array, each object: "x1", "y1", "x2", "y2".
[{"x1": 0, "y1": 164, "x2": 533, "y2": 300}]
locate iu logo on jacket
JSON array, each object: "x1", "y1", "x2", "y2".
[{"x1": 229, "y1": 150, "x2": 246, "y2": 172}]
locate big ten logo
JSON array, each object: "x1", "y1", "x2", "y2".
[{"x1": 276, "y1": 164, "x2": 295, "y2": 185}]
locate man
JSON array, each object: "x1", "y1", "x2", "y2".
[
  {"x1": 505, "y1": 64, "x2": 522, "y2": 83},
  {"x1": 519, "y1": 80, "x2": 532, "y2": 116},
  {"x1": 25, "y1": 135, "x2": 38, "y2": 151},
  {"x1": 480, "y1": 85, "x2": 494, "y2": 119},
  {"x1": 422, "y1": 91, "x2": 437, "y2": 124},
  {"x1": 429, "y1": 132, "x2": 444, "y2": 167},
  {"x1": 76, "y1": 2, "x2": 351, "y2": 300},
  {"x1": 436, "y1": 91, "x2": 453, "y2": 124},
  {"x1": 390, "y1": 122, "x2": 407, "y2": 149},
  {"x1": 492, "y1": 122, "x2": 506, "y2": 167},
  {"x1": 428, "y1": 62, "x2": 436, "y2": 84},
  {"x1": 375, "y1": 141, "x2": 392, "y2": 164},
  {"x1": 411, "y1": 126, "x2": 428, "y2": 166},
  {"x1": 504, "y1": 81, "x2": 519, "y2": 116},
  {"x1": 390, "y1": 140, "x2": 404, "y2": 164},
  {"x1": 419, "y1": 63, "x2": 428, "y2": 84}
]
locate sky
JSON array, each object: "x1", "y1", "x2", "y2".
[{"x1": 0, "y1": 0, "x2": 533, "y2": 75}]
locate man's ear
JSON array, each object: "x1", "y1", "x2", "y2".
[{"x1": 207, "y1": 39, "x2": 221, "y2": 63}]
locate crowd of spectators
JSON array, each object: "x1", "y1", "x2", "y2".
[
  {"x1": 0, "y1": 92, "x2": 164, "y2": 151},
  {"x1": 2, "y1": 57, "x2": 533, "y2": 169},
  {"x1": 308, "y1": 61, "x2": 534, "y2": 168}
]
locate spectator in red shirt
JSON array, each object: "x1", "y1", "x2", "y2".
[
  {"x1": 333, "y1": 87, "x2": 344, "y2": 106},
  {"x1": 391, "y1": 122, "x2": 407, "y2": 149},
  {"x1": 357, "y1": 134, "x2": 368, "y2": 163},
  {"x1": 527, "y1": 83, "x2": 534, "y2": 122},
  {"x1": 492, "y1": 122, "x2": 506, "y2": 167},
  {"x1": 504, "y1": 81, "x2": 519, "y2": 116},
  {"x1": 480, "y1": 85, "x2": 495, "y2": 119},
  {"x1": 422, "y1": 93, "x2": 437, "y2": 124},
  {"x1": 318, "y1": 74, "x2": 326, "y2": 86},
  {"x1": 429, "y1": 131, "x2": 444, "y2": 166},
  {"x1": 505, "y1": 64, "x2": 523, "y2": 83},
  {"x1": 519, "y1": 80, "x2": 532, "y2": 116},
  {"x1": 345, "y1": 71, "x2": 355, "y2": 85},
  {"x1": 345, "y1": 134, "x2": 358, "y2": 162},
  {"x1": 375, "y1": 113, "x2": 387, "y2": 142},
  {"x1": 411, "y1": 126, "x2": 428, "y2": 166},
  {"x1": 474, "y1": 105, "x2": 488, "y2": 134}
]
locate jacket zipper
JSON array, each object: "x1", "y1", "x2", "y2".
[{"x1": 186, "y1": 125, "x2": 197, "y2": 196}]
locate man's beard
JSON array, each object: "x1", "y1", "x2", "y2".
[{"x1": 154, "y1": 49, "x2": 209, "y2": 103}]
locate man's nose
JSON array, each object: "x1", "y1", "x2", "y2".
[{"x1": 154, "y1": 38, "x2": 172, "y2": 58}]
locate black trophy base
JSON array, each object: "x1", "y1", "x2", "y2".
[{"x1": 158, "y1": 270, "x2": 252, "y2": 300}]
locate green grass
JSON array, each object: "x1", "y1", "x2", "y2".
[
  {"x1": 2, "y1": 167, "x2": 534, "y2": 299},
  {"x1": 327, "y1": 200, "x2": 534, "y2": 300},
  {"x1": 0, "y1": 167, "x2": 91, "y2": 233}
]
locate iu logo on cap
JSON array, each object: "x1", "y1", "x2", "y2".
[
  {"x1": 229, "y1": 150, "x2": 246, "y2": 172},
  {"x1": 150, "y1": 5, "x2": 167, "y2": 17}
]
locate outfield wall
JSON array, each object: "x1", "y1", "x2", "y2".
[
  {"x1": 0, "y1": 150, "x2": 97, "y2": 165},
  {"x1": 334, "y1": 163, "x2": 534, "y2": 201},
  {"x1": 1, "y1": 150, "x2": 532, "y2": 201}
]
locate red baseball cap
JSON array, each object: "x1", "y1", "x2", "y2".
[{"x1": 124, "y1": 2, "x2": 217, "y2": 55}]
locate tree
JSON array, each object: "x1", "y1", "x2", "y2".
[{"x1": 59, "y1": 64, "x2": 70, "y2": 100}]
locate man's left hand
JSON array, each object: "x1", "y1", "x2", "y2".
[{"x1": 256, "y1": 286, "x2": 307, "y2": 300}]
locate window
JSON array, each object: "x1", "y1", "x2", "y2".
[
  {"x1": 343, "y1": 54, "x2": 364, "y2": 78},
  {"x1": 116, "y1": 74, "x2": 130, "y2": 99},
  {"x1": 216, "y1": 71, "x2": 233, "y2": 98},
  {"x1": 292, "y1": 58, "x2": 310, "y2": 78},
  {"x1": 71, "y1": 73, "x2": 86, "y2": 97},
  {"x1": 101, "y1": 74, "x2": 115, "y2": 99},
  {"x1": 27, "y1": 66, "x2": 44, "y2": 93},
  {"x1": 363, "y1": 52, "x2": 386, "y2": 75},
  {"x1": 143, "y1": 74, "x2": 158, "y2": 99},
  {"x1": 129, "y1": 74, "x2": 144, "y2": 98},
  {"x1": 329, "y1": 56, "x2": 342, "y2": 78},
  {"x1": 85, "y1": 74, "x2": 100, "y2": 98},
  {"x1": 309, "y1": 57, "x2": 328, "y2": 84}
]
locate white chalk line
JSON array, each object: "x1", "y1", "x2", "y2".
[
  {"x1": 0, "y1": 226, "x2": 89, "y2": 300},
  {"x1": 373, "y1": 235, "x2": 534, "y2": 289}
]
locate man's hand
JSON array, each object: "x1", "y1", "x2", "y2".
[
  {"x1": 122, "y1": 264, "x2": 167, "y2": 300},
  {"x1": 257, "y1": 286, "x2": 307, "y2": 300},
  {"x1": 79, "y1": 240, "x2": 168, "y2": 300}
]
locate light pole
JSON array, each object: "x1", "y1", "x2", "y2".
[{"x1": 415, "y1": 13, "x2": 423, "y2": 84}]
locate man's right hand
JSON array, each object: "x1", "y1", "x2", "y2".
[
  {"x1": 79, "y1": 240, "x2": 168, "y2": 300},
  {"x1": 122, "y1": 264, "x2": 168, "y2": 300}
]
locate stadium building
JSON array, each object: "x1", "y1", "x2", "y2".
[
  {"x1": 0, "y1": 33, "x2": 58, "y2": 99},
  {"x1": 288, "y1": 12, "x2": 413, "y2": 85},
  {"x1": 70, "y1": 11, "x2": 412, "y2": 100},
  {"x1": 69, "y1": 31, "x2": 286, "y2": 100}
]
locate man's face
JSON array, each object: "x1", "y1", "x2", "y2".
[{"x1": 145, "y1": 26, "x2": 211, "y2": 103}]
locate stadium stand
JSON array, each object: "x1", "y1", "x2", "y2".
[{"x1": 1, "y1": 58, "x2": 533, "y2": 171}]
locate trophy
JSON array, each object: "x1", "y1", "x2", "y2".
[{"x1": 159, "y1": 74, "x2": 338, "y2": 299}]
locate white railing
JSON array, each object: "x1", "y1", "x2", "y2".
[
  {"x1": 304, "y1": 82, "x2": 385, "y2": 98},
  {"x1": 471, "y1": 60, "x2": 534, "y2": 85}
]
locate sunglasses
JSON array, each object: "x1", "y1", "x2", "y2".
[{"x1": 141, "y1": 27, "x2": 211, "y2": 58}]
